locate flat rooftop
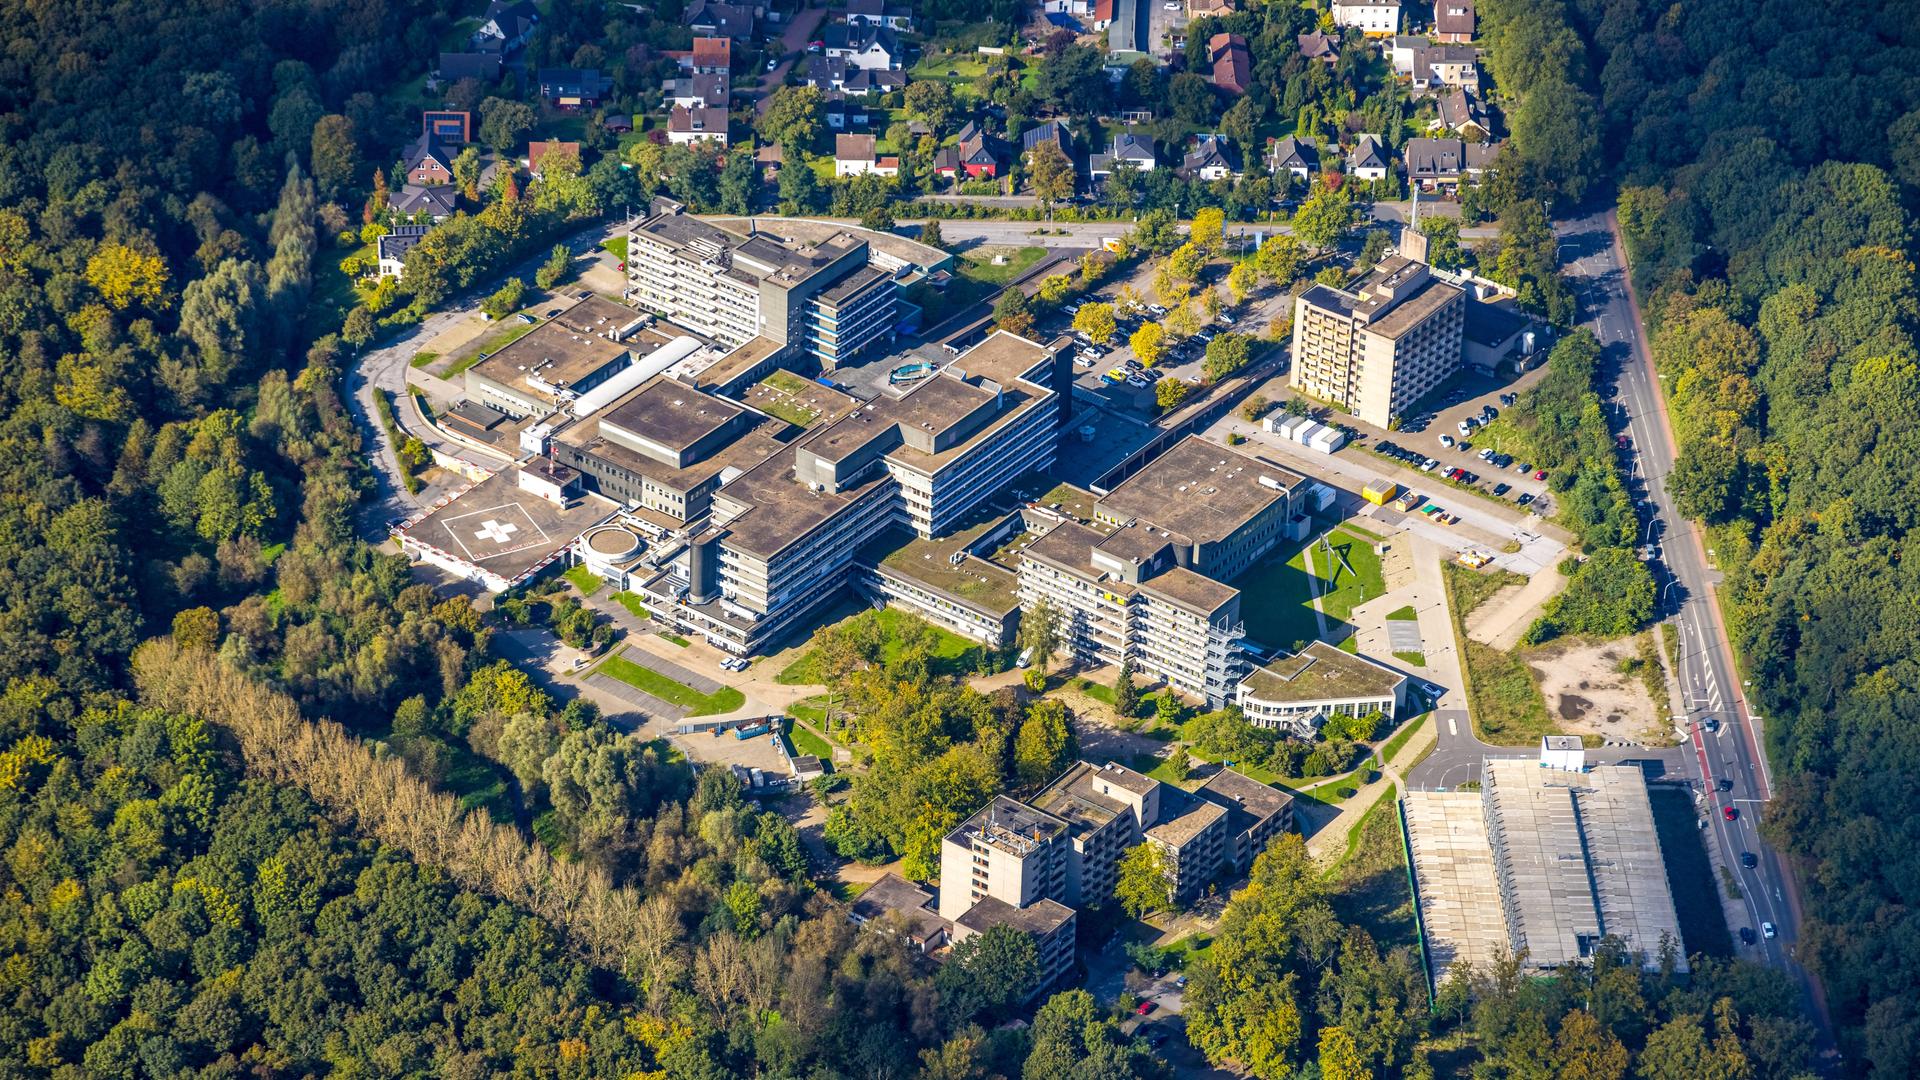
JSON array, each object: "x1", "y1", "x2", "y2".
[
  {"x1": 1481, "y1": 758, "x2": 1686, "y2": 973},
  {"x1": 694, "y1": 335, "x2": 787, "y2": 394},
  {"x1": 1095, "y1": 436, "x2": 1300, "y2": 547},
  {"x1": 633, "y1": 209, "x2": 865, "y2": 291},
  {"x1": 1198, "y1": 767, "x2": 1294, "y2": 827},
  {"x1": 1403, "y1": 789, "x2": 1508, "y2": 985},
  {"x1": 1366, "y1": 276, "x2": 1463, "y2": 340},
  {"x1": 399, "y1": 468, "x2": 617, "y2": 585},
  {"x1": 469, "y1": 317, "x2": 632, "y2": 400},
  {"x1": 738, "y1": 369, "x2": 863, "y2": 430},
  {"x1": 948, "y1": 794, "x2": 1069, "y2": 855},
  {"x1": 956, "y1": 895, "x2": 1074, "y2": 937},
  {"x1": 1028, "y1": 761, "x2": 1131, "y2": 840},
  {"x1": 863, "y1": 515, "x2": 1022, "y2": 617},
  {"x1": 1139, "y1": 564, "x2": 1240, "y2": 615},
  {"x1": 1145, "y1": 792, "x2": 1225, "y2": 847},
  {"x1": 599, "y1": 377, "x2": 744, "y2": 454},
  {"x1": 1240, "y1": 641, "x2": 1406, "y2": 704}
]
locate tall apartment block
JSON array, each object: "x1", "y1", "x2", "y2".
[
  {"x1": 1289, "y1": 252, "x2": 1465, "y2": 428},
  {"x1": 1017, "y1": 437, "x2": 1301, "y2": 705},
  {"x1": 626, "y1": 198, "x2": 898, "y2": 369}
]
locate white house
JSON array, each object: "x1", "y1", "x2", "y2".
[
  {"x1": 1268, "y1": 136, "x2": 1318, "y2": 181},
  {"x1": 1088, "y1": 133, "x2": 1156, "y2": 178},
  {"x1": 823, "y1": 23, "x2": 903, "y2": 70},
  {"x1": 668, "y1": 105, "x2": 730, "y2": 146},
  {"x1": 834, "y1": 133, "x2": 899, "y2": 177},
  {"x1": 1331, "y1": 0, "x2": 1399, "y2": 35},
  {"x1": 1182, "y1": 135, "x2": 1241, "y2": 181},
  {"x1": 1347, "y1": 134, "x2": 1391, "y2": 181},
  {"x1": 374, "y1": 224, "x2": 430, "y2": 279}
]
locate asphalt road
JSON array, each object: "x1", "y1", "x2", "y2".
[
  {"x1": 1557, "y1": 207, "x2": 1826, "y2": 1029},
  {"x1": 908, "y1": 203, "x2": 1498, "y2": 251}
]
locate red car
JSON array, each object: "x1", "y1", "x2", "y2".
[
  {"x1": 1533, "y1": 470, "x2": 1547, "y2": 481},
  {"x1": 1723, "y1": 805, "x2": 1739, "y2": 821},
  {"x1": 1135, "y1": 1000, "x2": 1155, "y2": 1015}
]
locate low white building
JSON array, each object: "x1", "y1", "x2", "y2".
[
  {"x1": 1332, "y1": 0, "x2": 1400, "y2": 34},
  {"x1": 1235, "y1": 640, "x2": 1406, "y2": 736}
]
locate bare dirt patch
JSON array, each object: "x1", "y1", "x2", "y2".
[
  {"x1": 1526, "y1": 638, "x2": 1667, "y2": 745},
  {"x1": 1465, "y1": 563, "x2": 1568, "y2": 651}
]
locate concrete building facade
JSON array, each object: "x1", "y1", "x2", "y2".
[{"x1": 1289, "y1": 252, "x2": 1465, "y2": 428}]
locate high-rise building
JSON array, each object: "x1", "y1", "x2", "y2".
[
  {"x1": 1016, "y1": 437, "x2": 1300, "y2": 704},
  {"x1": 626, "y1": 199, "x2": 898, "y2": 368},
  {"x1": 1289, "y1": 252, "x2": 1465, "y2": 428}
]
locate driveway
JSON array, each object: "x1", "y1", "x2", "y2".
[{"x1": 754, "y1": 7, "x2": 827, "y2": 113}]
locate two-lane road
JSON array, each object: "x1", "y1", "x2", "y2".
[{"x1": 1557, "y1": 207, "x2": 1825, "y2": 1027}]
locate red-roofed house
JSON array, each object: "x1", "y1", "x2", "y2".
[
  {"x1": 689, "y1": 37, "x2": 731, "y2": 74},
  {"x1": 1207, "y1": 33, "x2": 1250, "y2": 96},
  {"x1": 1093, "y1": 0, "x2": 1114, "y2": 30}
]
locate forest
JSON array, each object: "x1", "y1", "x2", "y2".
[{"x1": 1554, "y1": 0, "x2": 1920, "y2": 1071}]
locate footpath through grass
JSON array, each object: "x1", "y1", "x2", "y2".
[{"x1": 596, "y1": 652, "x2": 744, "y2": 716}]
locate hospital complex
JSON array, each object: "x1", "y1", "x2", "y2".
[{"x1": 399, "y1": 198, "x2": 1410, "y2": 729}]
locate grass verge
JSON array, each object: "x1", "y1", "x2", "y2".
[
  {"x1": 1386, "y1": 604, "x2": 1418, "y2": 622},
  {"x1": 1327, "y1": 784, "x2": 1417, "y2": 949},
  {"x1": 596, "y1": 652, "x2": 744, "y2": 715},
  {"x1": 611, "y1": 591, "x2": 651, "y2": 619},
  {"x1": 785, "y1": 717, "x2": 836, "y2": 762},
  {"x1": 1393, "y1": 650, "x2": 1426, "y2": 666},
  {"x1": 1379, "y1": 714, "x2": 1427, "y2": 765}
]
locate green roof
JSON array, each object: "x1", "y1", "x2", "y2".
[
  {"x1": 864, "y1": 518, "x2": 1022, "y2": 616},
  {"x1": 1240, "y1": 641, "x2": 1405, "y2": 704}
]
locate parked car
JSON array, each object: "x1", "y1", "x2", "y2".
[
  {"x1": 1492, "y1": 483, "x2": 1511, "y2": 497},
  {"x1": 1420, "y1": 458, "x2": 1439, "y2": 472},
  {"x1": 1517, "y1": 492, "x2": 1535, "y2": 506},
  {"x1": 1478, "y1": 448, "x2": 1495, "y2": 461},
  {"x1": 1517, "y1": 461, "x2": 1532, "y2": 473},
  {"x1": 1534, "y1": 470, "x2": 1548, "y2": 481},
  {"x1": 1440, "y1": 434, "x2": 1455, "y2": 448},
  {"x1": 1135, "y1": 1000, "x2": 1155, "y2": 1015},
  {"x1": 1481, "y1": 405, "x2": 1499, "y2": 421},
  {"x1": 1493, "y1": 453, "x2": 1514, "y2": 468}
]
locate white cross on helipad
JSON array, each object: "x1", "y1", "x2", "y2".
[{"x1": 475, "y1": 519, "x2": 520, "y2": 544}]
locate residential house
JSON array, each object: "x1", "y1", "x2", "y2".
[
  {"x1": 823, "y1": 93, "x2": 872, "y2": 131},
  {"x1": 1206, "y1": 33, "x2": 1251, "y2": 96},
  {"x1": 538, "y1": 68, "x2": 611, "y2": 107},
  {"x1": 822, "y1": 23, "x2": 904, "y2": 70},
  {"x1": 1268, "y1": 135, "x2": 1318, "y2": 181},
  {"x1": 668, "y1": 105, "x2": 731, "y2": 146},
  {"x1": 1021, "y1": 119, "x2": 1074, "y2": 160},
  {"x1": 1330, "y1": 0, "x2": 1399, "y2": 34},
  {"x1": 844, "y1": 0, "x2": 915, "y2": 31},
  {"x1": 1297, "y1": 30, "x2": 1339, "y2": 63},
  {"x1": 933, "y1": 121, "x2": 1009, "y2": 180},
  {"x1": 472, "y1": 0, "x2": 539, "y2": 53},
  {"x1": 422, "y1": 110, "x2": 472, "y2": 143},
  {"x1": 1404, "y1": 136, "x2": 1498, "y2": 191},
  {"x1": 375, "y1": 224, "x2": 431, "y2": 279},
  {"x1": 1432, "y1": 87, "x2": 1490, "y2": 139},
  {"x1": 402, "y1": 135, "x2": 456, "y2": 185},
  {"x1": 390, "y1": 184, "x2": 459, "y2": 223},
  {"x1": 804, "y1": 57, "x2": 906, "y2": 94},
  {"x1": 666, "y1": 73, "x2": 730, "y2": 110},
  {"x1": 1409, "y1": 44, "x2": 1479, "y2": 92},
  {"x1": 686, "y1": 0, "x2": 757, "y2": 39},
  {"x1": 689, "y1": 37, "x2": 732, "y2": 75},
  {"x1": 1187, "y1": 0, "x2": 1234, "y2": 15},
  {"x1": 1182, "y1": 135, "x2": 1242, "y2": 181},
  {"x1": 1045, "y1": 0, "x2": 1094, "y2": 18},
  {"x1": 1088, "y1": 133, "x2": 1156, "y2": 178},
  {"x1": 527, "y1": 140, "x2": 582, "y2": 178},
  {"x1": 438, "y1": 52, "x2": 503, "y2": 83},
  {"x1": 1347, "y1": 134, "x2": 1392, "y2": 180},
  {"x1": 1434, "y1": 0, "x2": 1475, "y2": 42},
  {"x1": 754, "y1": 143, "x2": 784, "y2": 182},
  {"x1": 1388, "y1": 35, "x2": 1427, "y2": 76},
  {"x1": 835, "y1": 134, "x2": 899, "y2": 177},
  {"x1": 1093, "y1": 0, "x2": 1115, "y2": 30}
]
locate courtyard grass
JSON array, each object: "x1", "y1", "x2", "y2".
[
  {"x1": 957, "y1": 245, "x2": 1047, "y2": 286},
  {"x1": 595, "y1": 652, "x2": 744, "y2": 716},
  {"x1": 563, "y1": 564, "x2": 605, "y2": 597},
  {"x1": 1232, "y1": 526, "x2": 1386, "y2": 649}
]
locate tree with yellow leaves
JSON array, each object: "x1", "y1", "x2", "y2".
[{"x1": 85, "y1": 243, "x2": 170, "y2": 311}]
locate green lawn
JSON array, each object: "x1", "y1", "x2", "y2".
[
  {"x1": 409, "y1": 350, "x2": 440, "y2": 369},
  {"x1": 563, "y1": 564, "x2": 605, "y2": 597},
  {"x1": 595, "y1": 652, "x2": 744, "y2": 716},
  {"x1": 777, "y1": 608, "x2": 978, "y2": 684},
  {"x1": 1386, "y1": 604, "x2": 1418, "y2": 622},
  {"x1": 1393, "y1": 651, "x2": 1426, "y2": 666},
  {"x1": 1233, "y1": 527, "x2": 1386, "y2": 650},
  {"x1": 661, "y1": 633, "x2": 690, "y2": 647},
  {"x1": 611, "y1": 591, "x2": 651, "y2": 619},
  {"x1": 958, "y1": 246, "x2": 1048, "y2": 286},
  {"x1": 785, "y1": 718, "x2": 835, "y2": 762},
  {"x1": 601, "y1": 235, "x2": 628, "y2": 261}
]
